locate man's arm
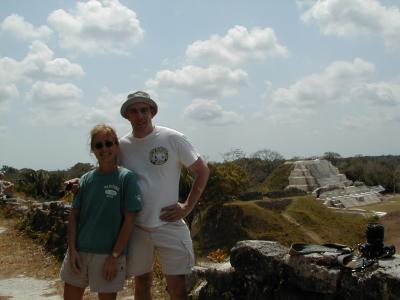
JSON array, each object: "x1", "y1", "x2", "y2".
[
  {"x1": 3, "y1": 181, "x2": 14, "y2": 193},
  {"x1": 64, "y1": 178, "x2": 80, "y2": 193},
  {"x1": 160, "y1": 157, "x2": 209, "y2": 222}
]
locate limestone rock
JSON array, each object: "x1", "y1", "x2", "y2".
[{"x1": 191, "y1": 240, "x2": 400, "y2": 300}]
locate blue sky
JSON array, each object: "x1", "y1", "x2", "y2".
[{"x1": 0, "y1": 0, "x2": 399, "y2": 170}]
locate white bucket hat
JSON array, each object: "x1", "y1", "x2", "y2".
[{"x1": 120, "y1": 91, "x2": 158, "y2": 118}]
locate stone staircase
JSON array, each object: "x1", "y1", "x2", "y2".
[
  {"x1": 285, "y1": 159, "x2": 383, "y2": 208},
  {"x1": 286, "y1": 159, "x2": 351, "y2": 192}
]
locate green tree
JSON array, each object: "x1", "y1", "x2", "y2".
[
  {"x1": 222, "y1": 148, "x2": 246, "y2": 161},
  {"x1": 202, "y1": 161, "x2": 250, "y2": 204},
  {"x1": 322, "y1": 152, "x2": 342, "y2": 166},
  {"x1": 251, "y1": 148, "x2": 284, "y2": 175}
]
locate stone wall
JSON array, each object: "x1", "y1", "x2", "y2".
[
  {"x1": 0, "y1": 197, "x2": 69, "y2": 260},
  {"x1": 3, "y1": 198, "x2": 399, "y2": 300},
  {"x1": 189, "y1": 240, "x2": 400, "y2": 300}
]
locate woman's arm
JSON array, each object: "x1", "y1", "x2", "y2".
[
  {"x1": 67, "y1": 208, "x2": 82, "y2": 274},
  {"x1": 102, "y1": 211, "x2": 137, "y2": 281}
]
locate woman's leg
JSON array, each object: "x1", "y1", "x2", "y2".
[
  {"x1": 64, "y1": 282, "x2": 85, "y2": 300},
  {"x1": 98, "y1": 292, "x2": 117, "y2": 300}
]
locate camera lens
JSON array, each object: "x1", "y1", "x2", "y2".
[{"x1": 366, "y1": 223, "x2": 384, "y2": 247}]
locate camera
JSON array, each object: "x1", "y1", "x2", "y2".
[{"x1": 358, "y1": 223, "x2": 396, "y2": 259}]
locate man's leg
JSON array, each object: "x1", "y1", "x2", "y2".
[
  {"x1": 165, "y1": 274, "x2": 187, "y2": 300},
  {"x1": 134, "y1": 272, "x2": 153, "y2": 300},
  {"x1": 155, "y1": 221, "x2": 194, "y2": 300}
]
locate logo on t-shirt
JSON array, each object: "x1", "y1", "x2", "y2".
[
  {"x1": 149, "y1": 146, "x2": 168, "y2": 165},
  {"x1": 104, "y1": 184, "x2": 119, "y2": 198}
]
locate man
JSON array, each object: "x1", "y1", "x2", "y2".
[{"x1": 119, "y1": 91, "x2": 209, "y2": 300}]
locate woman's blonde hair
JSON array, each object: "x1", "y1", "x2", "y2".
[{"x1": 89, "y1": 123, "x2": 119, "y2": 151}]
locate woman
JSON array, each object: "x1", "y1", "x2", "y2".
[{"x1": 60, "y1": 124, "x2": 142, "y2": 300}]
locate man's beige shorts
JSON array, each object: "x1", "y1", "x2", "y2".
[
  {"x1": 60, "y1": 252, "x2": 126, "y2": 293},
  {"x1": 127, "y1": 220, "x2": 195, "y2": 277}
]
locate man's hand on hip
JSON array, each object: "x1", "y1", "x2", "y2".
[{"x1": 160, "y1": 202, "x2": 189, "y2": 222}]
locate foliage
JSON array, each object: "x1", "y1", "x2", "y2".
[
  {"x1": 66, "y1": 163, "x2": 94, "y2": 179},
  {"x1": 179, "y1": 167, "x2": 194, "y2": 201},
  {"x1": 222, "y1": 148, "x2": 246, "y2": 161},
  {"x1": 322, "y1": 152, "x2": 342, "y2": 166},
  {"x1": 3, "y1": 153, "x2": 400, "y2": 202},
  {"x1": 263, "y1": 162, "x2": 293, "y2": 192},
  {"x1": 207, "y1": 248, "x2": 228, "y2": 262},
  {"x1": 201, "y1": 162, "x2": 250, "y2": 204},
  {"x1": 17, "y1": 202, "x2": 69, "y2": 260},
  {"x1": 251, "y1": 148, "x2": 284, "y2": 170},
  {"x1": 336, "y1": 155, "x2": 400, "y2": 193},
  {"x1": 2, "y1": 163, "x2": 93, "y2": 200}
]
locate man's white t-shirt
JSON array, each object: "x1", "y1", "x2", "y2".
[{"x1": 119, "y1": 126, "x2": 199, "y2": 228}]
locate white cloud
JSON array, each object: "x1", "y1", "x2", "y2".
[
  {"x1": 27, "y1": 87, "x2": 125, "y2": 127},
  {"x1": 186, "y1": 25, "x2": 289, "y2": 65},
  {"x1": 0, "y1": 41, "x2": 84, "y2": 109},
  {"x1": 62, "y1": 88, "x2": 131, "y2": 128},
  {"x1": 0, "y1": 57, "x2": 22, "y2": 84},
  {"x1": 269, "y1": 58, "x2": 374, "y2": 108},
  {"x1": 184, "y1": 99, "x2": 243, "y2": 126},
  {"x1": 0, "y1": 84, "x2": 19, "y2": 112},
  {"x1": 22, "y1": 41, "x2": 85, "y2": 79},
  {"x1": 0, "y1": 41, "x2": 84, "y2": 88},
  {"x1": 351, "y1": 81, "x2": 400, "y2": 107},
  {"x1": 79, "y1": 88, "x2": 123, "y2": 125},
  {"x1": 264, "y1": 57, "x2": 400, "y2": 126},
  {"x1": 300, "y1": 0, "x2": 400, "y2": 50},
  {"x1": 0, "y1": 84, "x2": 19, "y2": 102},
  {"x1": 44, "y1": 58, "x2": 84, "y2": 78},
  {"x1": 48, "y1": 0, "x2": 144, "y2": 55},
  {"x1": 339, "y1": 115, "x2": 371, "y2": 130},
  {"x1": 27, "y1": 81, "x2": 82, "y2": 108},
  {"x1": 265, "y1": 106, "x2": 316, "y2": 125},
  {"x1": 0, "y1": 125, "x2": 5, "y2": 136},
  {"x1": 0, "y1": 14, "x2": 52, "y2": 41},
  {"x1": 25, "y1": 81, "x2": 86, "y2": 126},
  {"x1": 146, "y1": 65, "x2": 248, "y2": 98}
]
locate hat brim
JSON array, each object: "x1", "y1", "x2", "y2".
[{"x1": 120, "y1": 97, "x2": 158, "y2": 118}]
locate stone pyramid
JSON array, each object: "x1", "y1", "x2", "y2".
[{"x1": 285, "y1": 159, "x2": 383, "y2": 208}]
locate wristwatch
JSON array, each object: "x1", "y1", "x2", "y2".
[{"x1": 111, "y1": 252, "x2": 119, "y2": 259}]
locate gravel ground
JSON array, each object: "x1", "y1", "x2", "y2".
[{"x1": 0, "y1": 217, "x2": 168, "y2": 299}]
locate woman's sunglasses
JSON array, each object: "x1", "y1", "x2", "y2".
[{"x1": 94, "y1": 140, "x2": 116, "y2": 150}]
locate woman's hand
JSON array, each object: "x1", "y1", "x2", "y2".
[
  {"x1": 68, "y1": 249, "x2": 82, "y2": 274},
  {"x1": 102, "y1": 256, "x2": 118, "y2": 281}
]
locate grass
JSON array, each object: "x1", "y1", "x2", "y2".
[
  {"x1": 354, "y1": 195, "x2": 400, "y2": 213},
  {"x1": 286, "y1": 196, "x2": 370, "y2": 246},
  {"x1": 194, "y1": 195, "x2": 377, "y2": 255},
  {"x1": 229, "y1": 199, "x2": 309, "y2": 246},
  {"x1": 352, "y1": 195, "x2": 400, "y2": 251}
]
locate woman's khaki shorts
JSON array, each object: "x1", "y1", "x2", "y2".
[
  {"x1": 126, "y1": 220, "x2": 195, "y2": 277},
  {"x1": 60, "y1": 252, "x2": 126, "y2": 293}
]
